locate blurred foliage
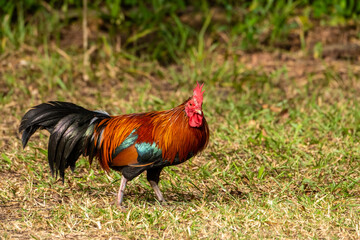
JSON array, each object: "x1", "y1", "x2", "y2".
[{"x1": 0, "y1": 0, "x2": 359, "y2": 62}]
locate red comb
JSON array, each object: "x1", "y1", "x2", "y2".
[{"x1": 193, "y1": 82, "x2": 204, "y2": 103}]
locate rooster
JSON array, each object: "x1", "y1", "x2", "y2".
[{"x1": 19, "y1": 83, "x2": 209, "y2": 206}]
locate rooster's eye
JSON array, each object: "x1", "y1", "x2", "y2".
[{"x1": 189, "y1": 103, "x2": 193, "y2": 106}]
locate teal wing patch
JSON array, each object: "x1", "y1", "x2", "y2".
[
  {"x1": 112, "y1": 129, "x2": 138, "y2": 159},
  {"x1": 134, "y1": 142, "x2": 162, "y2": 164}
]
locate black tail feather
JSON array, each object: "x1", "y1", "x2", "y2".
[{"x1": 19, "y1": 101, "x2": 110, "y2": 180}]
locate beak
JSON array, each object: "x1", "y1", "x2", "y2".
[{"x1": 195, "y1": 109, "x2": 202, "y2": 115}]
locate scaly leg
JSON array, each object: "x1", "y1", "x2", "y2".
[
  {"x1": 147, "y1": 167, "x2": 165, "y2": 203},
  {"x1": 117, "y1": 176, "x2": 128, "y2": 207},
  {"x1": 149, "y1": 180, "x2": 165, "y2": 202}
]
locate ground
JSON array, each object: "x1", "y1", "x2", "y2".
[{"x1": 0, "y1": 20, "x2": 360, "y2": 239}]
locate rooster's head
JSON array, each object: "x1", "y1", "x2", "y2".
[{"x1": 185, "y1": 82, "x2": 204, "y2": 127}]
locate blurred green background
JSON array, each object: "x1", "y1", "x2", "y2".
[{"x1": 1, "y1": 0, "x2": 359, "y2": 62}]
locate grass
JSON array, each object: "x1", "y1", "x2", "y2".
[
  {"x1": 1, "y1": 1, "x2": 360, "y2": 61},
  {"x1": 1, "y1": 1, "x2": 360, "y2": 239},
  {"x1": 1, "y1": 43, "x2": 359, "y2": 238}
]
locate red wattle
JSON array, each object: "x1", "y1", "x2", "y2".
[{"x1": 189, "y1": 114, "x2": 203, "y2": 127}]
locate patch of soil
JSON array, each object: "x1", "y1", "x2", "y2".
[
  {"x1": 307, "y1": 24, "x2": 360, "y2": 59},
  {"x1": 270, "y1": 23, "x2": 360, "y2": 59}
]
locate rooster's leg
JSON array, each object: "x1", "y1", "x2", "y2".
[
  {"x1": 147, "y1": 167, "x2": 165, "y2": 202},
  {"x1": 149, "y1": 180, "x2": 165, "y2": 202},
  {"x1": 117, "y1": 176, "x2": 128, "y2": 207}
]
